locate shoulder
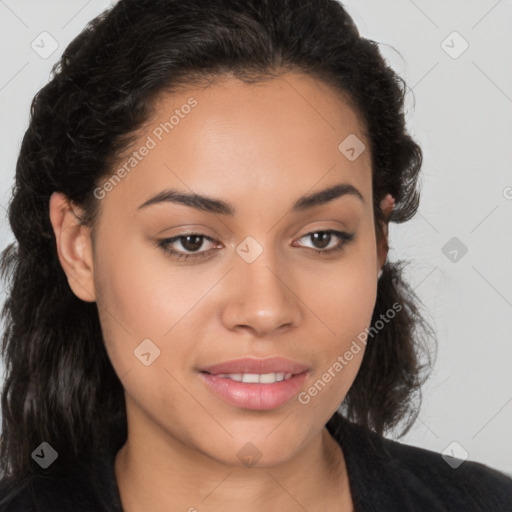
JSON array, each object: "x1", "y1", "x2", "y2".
[
  {"x1": 329, "y1": 415, "x2": 512, "y2": 511},
  {"x1": 0, "y1": 457, "x2": 119, "y2": 512},
  {"x1": 0, "y1": 473, "x2": 99, "y2": 512},
  {"x1": 381, "y1": 434, "x2": 512, "y2": 510},
  {"x1": 0, "y1": 477, "x2": 32, "y2": 512}
]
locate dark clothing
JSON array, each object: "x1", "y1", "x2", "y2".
[{"x1": 1, "y1": 414, "x2": 511, "y2": 511}]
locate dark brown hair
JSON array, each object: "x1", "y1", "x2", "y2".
[{"x1": 0, "y1": 0, "x2": 435, "y2": 491}]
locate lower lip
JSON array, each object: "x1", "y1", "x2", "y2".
[{"x1": 198, "y1": 372, "x2": 308, "y2": 410}]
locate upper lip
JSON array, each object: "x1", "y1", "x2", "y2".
[{"x1": 199, "y1": 356, "x2": 309, "y2": 375}]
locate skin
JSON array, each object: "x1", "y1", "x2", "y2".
[{"x1": 49, "y1": 71, "x2": 394, "y2": 512}]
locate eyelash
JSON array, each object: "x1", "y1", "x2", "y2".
[{"x1": 156, "y1": 230, "x2": 355, "y2": 261}]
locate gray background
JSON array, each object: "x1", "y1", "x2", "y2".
[{"x1": 1, "y1": 0, "x2": 511, "y2": 475}]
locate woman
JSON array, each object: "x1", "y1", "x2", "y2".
[{"x1": 0, "y1": 0, "x2": 510, "y2": 510}]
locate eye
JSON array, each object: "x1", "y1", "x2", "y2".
[
  {"x1": 156, "y1": 234, "x2": 218, "y2": 261},
  {"x1": 156, "y1": 229, "x2": 354, "y2": 261},
  {"x1": 293, "y1": 230, "x2": 354, "y2": 255}
]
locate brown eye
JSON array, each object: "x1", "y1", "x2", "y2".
[
  {"x1": 294, "y1": 230, "x2": 354, "y2": 255},
  {"x1": 157, "y1": 233, "x2": 217, "y2": 261}
]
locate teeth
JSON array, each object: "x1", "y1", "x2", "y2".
[
  {"x1": 242, "y1": 373, "x2": 260, "y2": 383},
  {"x1": 260, "y1": 372, "x2": 282, "y2": 383},
  {"x1": 217, "y1": 372, "x2": 293, "y2": 383}
]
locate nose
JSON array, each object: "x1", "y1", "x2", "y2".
[{"x1": 220, "y1": 248, "x2": 303, "y2": 338}]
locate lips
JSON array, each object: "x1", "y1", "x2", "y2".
[
  {"x1": 198, "y1": 357, "x2": 310, "y2": 410},
  {"x1": 199, "y1": 356, "x2": 309, "y2": 376}
]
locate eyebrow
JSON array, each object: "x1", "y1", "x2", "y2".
[{"x1": 137, "y1": 182, "x2": 364, "y2": 215}]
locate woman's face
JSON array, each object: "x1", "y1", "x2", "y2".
[{"x1": 65, "y1": 72, "x2": 385, "y2": 467}]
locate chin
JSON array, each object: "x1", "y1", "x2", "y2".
[{"x1": 221, "y1": 428, "x2": 311, "y2": 469}]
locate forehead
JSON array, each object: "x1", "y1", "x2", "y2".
[{"x1": 97, "y1": 72, "x2": 372, "y2": 220}]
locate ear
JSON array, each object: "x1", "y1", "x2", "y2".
[
  {"x1": 49, "y1": 192, "x2": 97, "y2": 302},
  {"x1": 376, "y1": 193, "x2": 395, "y2": 273}
]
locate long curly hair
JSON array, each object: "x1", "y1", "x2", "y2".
[{"x1": 0, "y1": 0, "x2": 435, "y2": 486}]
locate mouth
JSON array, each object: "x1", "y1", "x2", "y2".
[
  {"x1": 208, "y1": 372, "x2": 294, "y2": 383},
  {"x1": 198, "y1": 357, "x2": 309, "y2": 410}
]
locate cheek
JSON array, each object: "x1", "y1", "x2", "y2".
[
  {"x1": 308, "y1": 268, "x2": 377, "y2": 332},
  {"x1": 92, "y1": 236, "x2": 210, "y2": 381},
  {"x1": 304, "y1": 243, "x2": 378, "y2": 351},
  {"x1": 92, "y1": 244, "x2": 203, "y2": 432},
  {"x1": 298, "y1": 246, "x2": 378, "y2": 410},
  {"x1": 94, "y1": 228, "x2": 222, "y2": 335},
  {"x1": 297, "y1": 293, "x2": 373, "y2": 423}
]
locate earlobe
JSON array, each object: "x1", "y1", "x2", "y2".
[
  {"x1": 377, "y1": 193, "x2": 395, "y2": 273},
  {"x1": 380, "y1": 193, "x2": 395, "y2": 220},
  {"x1": 48, "y1": 192, "x2": 96, "y2": 302}
]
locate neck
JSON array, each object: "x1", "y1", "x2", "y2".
[{"x1": 114, "y1": 422, "x2": 353, "y2": 512}]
